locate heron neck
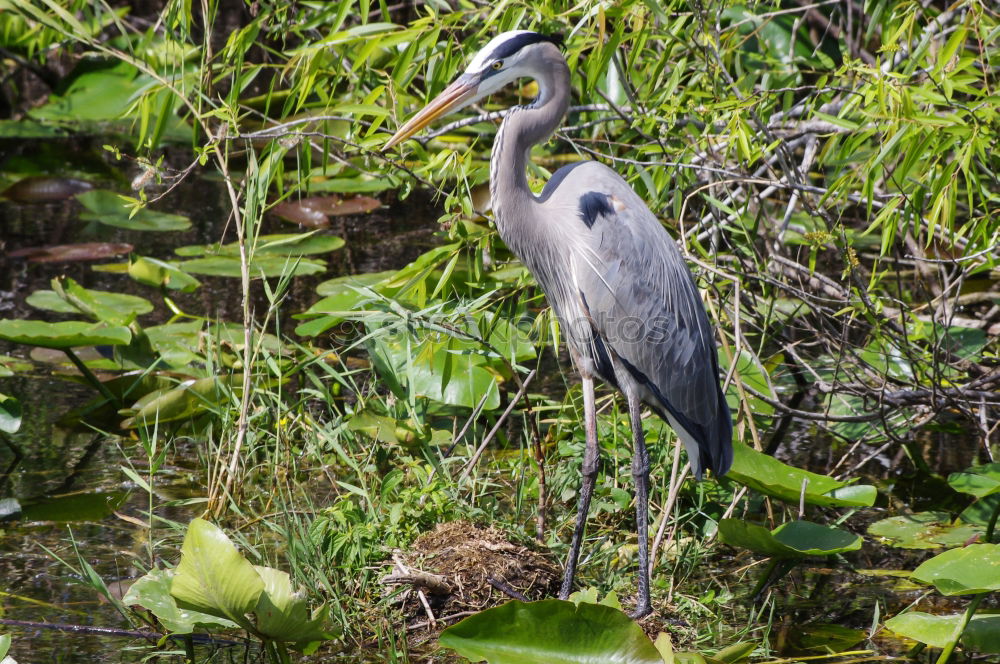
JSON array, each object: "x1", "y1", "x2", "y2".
[{"x1": 490, "y1": 57, "x2": 570, "y2": 232}]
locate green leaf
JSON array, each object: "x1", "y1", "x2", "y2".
[
  {"x1": 253, "y1": 566, "x2": 338, "y2": 647},
  {"x1": 912, "y1": 544, "x2": 1000, "y2": 595},
  {"x1": 175, "y1": 233, "x2": 345, "y2": 257},
  {"x1": 76, "y1": 190, "x2": 192, "y2": 231},
  {"x1": 122, "y1": 568, "x2": 239, "y2": 634},
  {"x1": 120, "y1": 375, "x2": 236, "y2": 428},
  {"x1": 170, "y1": 518, "x2": 264, "y2": 631},
  {"x1": 726, "y1": 444, "x2": 876, "y2": 507},
  {"x1": 27, "y1": 282, "x2": 153, "y2": 324},
  {"x1": 718, "y1": 519, "x2": 862, "y2": 558},
  {"x1": 0, "y1": 393, "x2": 22, "y2": 434},
  {"x1": 0, "y1": 319, "x2": 131, "y2": 348},
  {"x1": 885, "y1": 612, "x2": 1000, "y2": 652},
  {"x1": 175, "y1": 255, "x2": 326, "y2": 278},
  {"x1": 949, "y1": 463, "x2": 1000, "y2": 498},
  {"x1": 868, "y1": 512, "x2": 983, "y2": 549},
  {"x1": 439, "y1": 599, "x2": 663, "y2": 663},
  {"x1": 128, "y1": 256, "x2": 201, "y2": 292}
]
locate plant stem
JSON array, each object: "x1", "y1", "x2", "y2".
[
  {"x1": 935, "y1": 593, "x2": 986, "y2": 664},
  {"x1": 985, "y1": 496, "x2": 1000, "y2": 543},
  {"x1": 62, "y1": 348, "x2": 121, "y2": 408}
]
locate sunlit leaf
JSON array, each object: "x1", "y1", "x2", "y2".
[
  {"x1": 868, "y1": 512, "x2": 983, "y2": 549},
  {"x1": 718, "y1": 519, "x2": 862, "y2": 558},
  {"x1": 0, "y1": 393, "x2": 22, "y2": 434},
  {"x1": 0, "y1": 319, "x2": 131, "y2": 349},
  {"x1": 76, "y1": 190, "x2": 192, "y2": 231},
  {"x1": 949, "y1": 463, "x2": 1000, "y2": 498},
  {"x1": 122, "y1": 568, "x2": 240, "y2": 634},
  {"x1": 912, "y1": 544, "x2": 1000, "y2": 595}
]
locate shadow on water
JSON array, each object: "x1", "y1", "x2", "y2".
[{"x1": 0, "y1": 138, "x2": 442, "y2": 662}]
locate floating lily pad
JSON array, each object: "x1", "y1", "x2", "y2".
[
  {"x1": 0, "y1": 320, "x2": 131, "y2": 349},
  {"x1": 175, "y1": 233, "x2": 344, "y2": 257},
  {"x1": 127, "y1": 255, "x2": 201, "y2": 292},
  {"x1": 175, "y1": 255, "x2": 326, "y2": 278},
  {"x1": 719, "y1": 519, "x2": 862, "y2": 558},
  {"x1": 272, "y1": 195, "x2": 380, "y2": 227},
  {"x1": 885, "y1": 611, "x2": 1000, "y2": 652},
  {"x1": 120, "y1": 375, "x2": 238, "y2": 428},
  {"x1": 439, "y1": 599, "x2": 664, "y2": 664},
  {"x1": 949, "y1": 463, "x2": 1000, "y2": 498},
  {"x1": 8, "y1": 242, "x2": 133, "y2": 263},
  {"x1": 76, "y1": 189, "x2": 192, "y2": 231},
  {"x1": 726, "y1": 443, "x2": 877, "y2": 507},
  {"x1": 912, "y1": 543, "x2": 1000, "y2": 595},
  {"x1": 1, "y1": 176, "x2": 93, "y2": 202},
  {"x1": 868, "y1": 512, "x2": 983, "y2": 549},
  {"x1": 27, "y1": 284, "x2": 153, "y2": 323}
]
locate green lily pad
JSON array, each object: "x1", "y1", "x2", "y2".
[
  {"x1": 0, "y1": 319, "x2": 131, "y2": 349},
  {"x1": 127, "y1": 255, "x2": 201, "y2": 292},
  {"x1": 175, "y1": 255, "x2": 326, "y2": 278},
  {"x1": 949, "y1": 463, "x2": 1000, "y2": 498},
  {"x1": 719, "y1": 519, "x2": 862, "y2": 558},
  {"x1": 170, "y1": 518, "x2": 263, "y2": 631},
  {"x1": 868, "y1": 512, "x2": 983, "y2": 549},
  {"x1": 719, "y1": 349, "x2": 774, "y2": 415},
  {"x1": 912, "y1": 543, "x2": 1000, "y2": 595},
  {"x1": 175, "y1": 233, "x2": 344, "y2": 257},
  {"x1": 26, "y1": 281, "x2": 153, "y2": 324},
  {"x1": 726, "y1": 443, "x2": 877, "y2": 507},
  {"x1": 77, "y1": 189, "x2": 192, "y2": 231},
  {"x1": 439, "y1": 599, "x2": 663, "y2": 663},
  {"x1": 885, "y1": 611, "x2": 1000, "y2": 652},
  {"x1": 961, "y1": 495, "x2": 1000, "y2": 527},
  {"x1": 122, "y1": 568, "x2": 239, "y2": 634}
]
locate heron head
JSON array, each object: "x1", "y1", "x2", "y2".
[{"x1": 383, "y1": 30, "x2": 563, "y2": 150}]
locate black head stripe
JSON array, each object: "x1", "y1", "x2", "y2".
[{"x1": 488, "y1": 32, "x2": 563, "y2": 62}]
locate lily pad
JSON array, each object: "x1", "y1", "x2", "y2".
[
  {"x1": 0, "y1": 319, "x2": 131, "y2": 349},
  {"x1": 174, "y1": 233, "x2": 345, "y2": 258},
  {"x1": 718, "y1": 519, "x2": 862, "y2": 558},
  {"x1": 0, "y1": 393, "x2": 22, "y2": 435},
  {"x1": 175, "y1": 255, "x2": 326, "y2": 278},
  {"x1": 726, "y1": 443, "x2": 876, "y2": 507},
  {"x1": 868, "y1": 512, "x2": 983, "y2": 549},
  {"x1": 1, "y1": 176, "x2": 93, "y2": 202},
  {"x1": 439, "y1": 599, "x2": 664, "y2": 664},
  {"x1": 27, "y1": 283, "x2": 153, "y2": 323},
  {"x1": 912, "y1": 543, "x2": 1000, "y2": 595},
  {"x1": 127, "y1": 255, "x2": 201, "y2": 292},
  {"x1": 120, "y1": 375, "x2": 237, "y2": 428},
  {"x1": 122, "y1": 568, "x2": 240, "y2": 634},
  {"x1": 8, "y1": 242, "x2": 133, "y2": 263},
  {"x1": 885, "y1": 611, "x2": 1000, "y2": 652},
  {"x1": 76, "y1": 189, "x2": 192, "y2": 231},
  {"x1": 949, "y1": 463, "x2": 1000, "y2": 498}
]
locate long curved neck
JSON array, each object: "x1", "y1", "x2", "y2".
[{"x1": 490, "y1": 52, "x2": 570, "y2": 234}]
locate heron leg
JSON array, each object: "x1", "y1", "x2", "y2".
[
  {"x1": 628, "y1": 391, "x2": 653, "y2": 619},
  {"x1": 559, "y1": 374, "x2": 599, "y2": 600}
]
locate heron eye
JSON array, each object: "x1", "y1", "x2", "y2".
[{"x1": 492, "y1": 60, "x2": 503, "y2": 70}]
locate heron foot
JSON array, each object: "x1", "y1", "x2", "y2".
[{"x1": 628, "y1": 602, "x2": 653, "y2": 620}]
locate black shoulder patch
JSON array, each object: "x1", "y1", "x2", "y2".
[
  {"x1": 489, "y1": 32, "x2": 562, "y2": 62},
  {"x1": 578, "y1": 191, "x2": 614, "y2": 228}
]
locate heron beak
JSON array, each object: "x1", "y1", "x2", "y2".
[{"x1": 383, "y1": 76, "x2": 479, "y2": 151}]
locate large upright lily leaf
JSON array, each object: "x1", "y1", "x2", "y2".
[
  {"x1": 253, "y1": 566, "x2": 337, "y2": 649},
  {"x1": 726, "y1": 444, "x2": 876, "y2": 507},
  {"x1": 911, "y1": 543, "x2": 1000, "y2": 595},
  {"x1": 0, "y1": 319, "x2": 131, "y2": 348},
  {"x1": 170, "y1": 518, "x2": 263, "y2": 630},
  {"x1": 122, "y1": 568, "x2": 239, "y2": 634},
  {"x1": 948, "y1": 463, "x2": 1000, "y2": 498},
  {"x1": 439, "y1": 599, "x2": 663, "y2": 664}
]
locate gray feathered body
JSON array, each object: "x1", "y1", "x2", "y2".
[{"x1": 488, "y1": 45, "x2": 732, "y2": 478}]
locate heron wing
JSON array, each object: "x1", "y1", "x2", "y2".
[{"x1": 552, "y1": 163, "x2": 733, "y2": 477}]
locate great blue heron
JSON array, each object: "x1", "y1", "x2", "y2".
[{"x1": 384, "y1": 30, "x2": 733, "y2": 618}]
